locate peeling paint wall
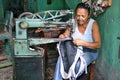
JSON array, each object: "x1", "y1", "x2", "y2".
[
  {"x1": 0, "y1": 0, "x2": 4, "y2": 20},
  {"x1": 27, "y1": 0, "x2": 68, "y2": 12},
  {"x1": 95, "y1": 0, "x2": 120, "y2": 80}
]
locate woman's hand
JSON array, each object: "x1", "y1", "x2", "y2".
[
  {"x1": 59, "y1": 34, "x2": 69, "y2": 38},
  {"x1": 35, "y1": 28, "x2": 41, "y2": 33},
  {"x1": 73, "y1": 38, "x2": 85, "y2": 46},
  {"x1": 59, "y1": 28, "x2": 70, "y2": 38},
  {"x1": 59, "y1": 34, "x2": 65, "y2": 38}
]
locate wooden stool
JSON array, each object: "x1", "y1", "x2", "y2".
[{"x1": 89, "y1": 61, "x2": 96, "y2": 80}]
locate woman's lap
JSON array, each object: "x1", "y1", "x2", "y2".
[{"x1": 54, "y1": 52, "x2": 98, "y2": 80}]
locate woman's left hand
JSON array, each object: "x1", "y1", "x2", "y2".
[
  {"x1": 73, "y1": 38, "x2": 85, "y2": 46},
  {"x1": 35, "y1": 28, "x2": 41, "y2": 33}
]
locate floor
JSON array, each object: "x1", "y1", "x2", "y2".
[
  {"x1": 0, "y1": 62, "x2": 13, "y2": 80},
  {"x1": 0, "y1": 41, "x2": 13, "y2": 80}
]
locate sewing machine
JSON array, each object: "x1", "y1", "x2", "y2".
[{"x1": 13, "y1": 10, "x2": 74, "y2": 80}]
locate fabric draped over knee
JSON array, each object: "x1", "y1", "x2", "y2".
[{"x1": 57, "y1": 40, "x2": 87, "y2": 79}]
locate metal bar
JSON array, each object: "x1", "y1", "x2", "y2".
[{"x1": 28, "y1": 37, "x2": 72, "y2": 45}]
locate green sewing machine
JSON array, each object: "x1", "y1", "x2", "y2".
[{"x1": 13, "y1": 10, "x2": 74, "y2": 80}]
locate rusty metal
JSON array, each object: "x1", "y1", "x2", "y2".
[{"x1": 29, "y1": 37, "x2": 73, "y2": 45}]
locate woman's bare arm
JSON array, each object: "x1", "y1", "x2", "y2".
[{"x1": 73, "y1": 21, "x2": 101, "y2": 49}]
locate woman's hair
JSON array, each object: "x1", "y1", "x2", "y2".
[{"x1": 75, "y1": 2, "x2": 90, "y2": 15}]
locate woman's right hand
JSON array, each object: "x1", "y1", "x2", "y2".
[
  {"x1": 59, "y1": 34, "x2": 65, "y2": 38},
  {"x1": 59, "y1": 34, "x2": 69, "y2": 38},
  {"x1": 59, "y1": 27, "x2": 70, "y2": 38}
]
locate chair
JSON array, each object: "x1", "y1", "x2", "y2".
[{"x1": 89, "y1": 61, "x2": 96, "y2": 80}]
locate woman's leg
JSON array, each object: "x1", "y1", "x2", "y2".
[
  {"x1": 74, "y1": 52, "x2": 98, "y2": 79},
  {"x1": 83, "y1": 52, "x2": 98, "y2": 65}
]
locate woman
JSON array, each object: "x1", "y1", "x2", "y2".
[{"x1": 54, "y1": 2, "x2": 101, "y2": 80}]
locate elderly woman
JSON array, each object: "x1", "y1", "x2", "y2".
[{"x1": 54, "y1": 2, "x2": 101, "y2": 80}]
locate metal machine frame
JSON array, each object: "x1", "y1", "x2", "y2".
[{"x1": 13, "y1": 10, "x2": 74, "y2": 80}]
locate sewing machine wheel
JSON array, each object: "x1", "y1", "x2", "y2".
[
  {"x1": 18, "y1": 12, "x2": 33, "y2": 18},
  {"x1": 18, "y1": 10, "x2": 73, "y2": 22}
]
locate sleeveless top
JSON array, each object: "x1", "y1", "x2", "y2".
[{"x1": 72, "y1": 18, "x2": 95, "y2": 43}]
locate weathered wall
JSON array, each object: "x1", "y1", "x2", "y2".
[
  {"x1": 0, "y1": 0, "x2": 4, "y2": 20},
  {"x1": 66, "y1": 0, "x2": 120, "y2": 79},
  {"x1": 27, "y1": 0, "x2": 68, "y2": 12},
  {"x1": 95, "y1": 0, "x2": 120, "y2": 80},
  {"x1": 0, "y1": 0, "x2": 68, "y2": 18}
]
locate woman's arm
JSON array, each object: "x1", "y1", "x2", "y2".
[{"x1": 73, "y1": 21, "x2": 101, "y2": 49}]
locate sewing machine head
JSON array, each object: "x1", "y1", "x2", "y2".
[
  {"x1": 14, "y1": 10, "x2": 74, "y2": 56},
  {"x1": 15, "y1": 10, "x2": 74, "y2": 39}
]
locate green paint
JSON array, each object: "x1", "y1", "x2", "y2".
[
  {"x1": 14, "y1": 40, "x2": 44, "y2": 56},
  {"x1": 28, "y1": 0, "x2": 67, "y2": 12},
  {"x1": 0, "y1": 0, "x2": 4, "y2": 20},
  {"x1": 95, "y1": 0, "x2": 120, "y2": 80},
  {"x1": 65, "y1": 0, "x2": 82, "y2": 10}
]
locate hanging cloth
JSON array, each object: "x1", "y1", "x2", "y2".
[{"x1": 57, "y1": 40, "x2": 87, "y2": 79}]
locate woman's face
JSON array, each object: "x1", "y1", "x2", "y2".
[{"x1": 76, "y1": 8, "x2": 90, "y2": 25}]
